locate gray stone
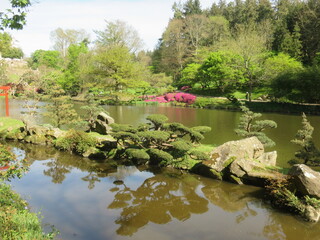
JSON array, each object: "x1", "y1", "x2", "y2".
[
  {"x1": 203, "y1": 137, "x2": 265, "y2": 172},
  {"x1": 94, "y1": 120, "x2": 113, "y2": 135},
  {"x1": 257, "y1": 151, "x2": 277, "y2": 166},
  {"x1": 92, "y1": 112, "x2": 114, "y2": 135},
  {"x1": 97, "y1": 112, "x2": 114, "y2": 125},
  {"x1": 304, "y1": 205, "x2": 320, "y2": 222},
  {"x1": 229, "y1": 157, "x2": 282, "y2": 186},
  {"x1": 289, "y1": 164, "x2": 320, "y2": 198}
]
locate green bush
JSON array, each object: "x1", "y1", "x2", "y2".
[
  {"x1": 0, "y1": 184, "x2": 57, "y2": 240},
  {"x1": 54, "y1": 129, "x2": 96, "y2": 154},
  {"x1": 125, "y1": 148, "x2": 150, "y2": 163},
  {"x1": 148, "y1": 149, "x2": 173, "y2": 166}
]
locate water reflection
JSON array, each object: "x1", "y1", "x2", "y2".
[
  {"x1": 8, "y1": 143, "x2": 320, "y2": 240},
  {"x1": 109, "y1": 173, "x2": 209, "y2": 236}
]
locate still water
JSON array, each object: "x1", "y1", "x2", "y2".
[
  {"x1": 2, "y1": 101, "x2": 320, "y2": 239},
  {"x1": 9, "y1": 144, "x2": 320, "y2": 240}
]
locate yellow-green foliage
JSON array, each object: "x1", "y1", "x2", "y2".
[
  {"x1": 0, "y1": 117, "x2": 24, "y2": 136},
  {"x1": 0, "y1": 184, "x2": 56, "y2": 240},
  {"x1": 55, "y1": 129, "x2": 96, "y2": 154},
  {"x1": 148, "y1": 149, "x2": 173, "y2": 166},
  {"x1": 125, "y1": 148, "x2": 150, "y2": 162}
]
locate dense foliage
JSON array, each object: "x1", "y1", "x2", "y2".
[
  {"x1": 235, "y1": 105, "x2": 277, "y2": 147},
  {"x1": 2, "y1": 0, "x2": 320, "y2": 104},
  {"x1": 290, "y1": 113, "x2": 320, "y2": 165},
  {"x1": 110, "y1": 114, "x2": 211, "y2": 167},
  {"x1": 0, "y1": 0, "x2": 31, "y2": 30}
]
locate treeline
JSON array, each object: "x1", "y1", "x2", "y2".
[
  {"x1": 153, "y1": 0, "x2": 320, "y2": 103},
  {"x1": 1, "y1": 0, "x2": 320, "y2": 104},
  {"x1": 0, "y1": 22, "x2": 173, "y2": 103}
]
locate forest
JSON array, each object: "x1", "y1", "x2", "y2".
[{"x1": 1, "y1": 0, "x2": 320, "y2": 105}]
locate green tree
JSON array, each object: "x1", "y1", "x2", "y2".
[
  {"x1": 183, "y1": 0, "x2": 202, "y2": 16},
  {"x1": 61, "y1": 42, "x2": 88, "y2": 95},
  {"x1": 95, "y1": 20, "x2": 143, "y2": 53},
  {"x1": 50, "y1": 28, "x2": 89, "y2": 57},
  {"x1": 44, "y1": 85, "x2": 79, "y2": 128},
  {"x1": 160, "y1": 18, "x2": 190, "y2": 79},
  {"x1": 0, "y1": 32, "x2": 24, "y2": 58},
  {"x1": 262, "y1": 52, "x2": 303, "y2": 86},
  {"x1": 291, "y1": 113, "x2": 320, "y2": 165},
  {"x1": 91, "y1": 45, "x2": 147, "y2": 102},
  {"x1": 280, "y1": 23, "x2": 303, "y2": 60},
  {"x1": 0, "y1": 0, "x2": 31, "y2": 30},
  {"x1": 197, "y1": 51, "x2": 245, "y2": 92},
  {"x1": 179, "y1": 63, "x2": 201, "y2": 87},
  {"x1": 29, "y1": 50, "x2": 63, "y2": 69},
  {"x1": 235, "y1": 105, "x2": 277, "y2": 147},
  {"x1": 221, "y1": 26, "x2": 268, "y2": 100}
]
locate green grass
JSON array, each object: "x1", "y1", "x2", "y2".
[
  {"x1": 0, "y1": 183, "x2": 57, "y2": 240},
  {"x1": 0, "y1": 117, "x2": 24, "y2": 134}
]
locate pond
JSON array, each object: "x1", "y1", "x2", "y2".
[
  {"x1": 3, "y1": 100, "x2": 320, "y2": 167},
  {"x1": 2, "y1": 100, "x2": 320, "y2": 239},
  {"x1": 8, "y1": 144, "x2": 320, "y2": 240}
]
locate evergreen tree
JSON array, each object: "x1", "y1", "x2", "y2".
[
  {"x1": 183, "y1": 0, "x2": 202, "y2": 16},
  {"x1": 235, "y1": 105, "x2": 277, "y2": 147},
  {"x1": 291, "y1": 113, "x2": 320, "y2": 165},
  {"x1": 44, "y1": 85, "x2": 79, "y2": 128}
]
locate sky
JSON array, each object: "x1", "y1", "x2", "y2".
[{"x1": 1, "y1": 0, "x2": 215, "y2": 57}]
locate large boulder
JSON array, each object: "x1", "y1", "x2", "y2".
[
  {"x1": 202, "y1": 137, "x2": 280, "y2": 186},
  {"x1": 289, "y1": 164, "x2": 320, "y2": 199},
  {"x1": 93, "y1": 112, "x2": 115, "y2": 135},
  {"x1": 97, "y1": 112, "x2": 115, "y2": 125},
  {"x1": 229, "y1": 157, "x2": 282, "y2": 186},
  {"x1": 203, "y1": 137, "x2": 269, "y2": 172}
]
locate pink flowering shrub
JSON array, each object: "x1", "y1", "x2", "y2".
[
  {"x1": 181, "y1": 93, "x2": 196, "y2": 104},
  {"x1": 164, "y1": 93, "x2": 175, "y2": 102},
  {"x1": 143, "y1": 92, "x2": 196, "y2": 104}
]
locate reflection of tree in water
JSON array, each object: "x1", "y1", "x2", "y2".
[
  {"x1": 81, "y1": 172, "x2": 101, "y2": 190},
  {"x1": 43, "y1": 157, "x2": 72, "y2": 184},
  {"x1": 108, "y1": 173, "x2": 209, "y2": 236}
]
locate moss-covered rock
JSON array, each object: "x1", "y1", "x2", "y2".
[
  {"x1": 24, "y1": 134, "x2": 48, "y2": 145},
  {"x1": 125, "y1": 148, "x2": 150, "y2": 164}
]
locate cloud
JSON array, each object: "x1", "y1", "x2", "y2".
[{"x1": 2, "y1": 0, "x2": 214, "y2": 56}]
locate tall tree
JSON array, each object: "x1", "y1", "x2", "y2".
[
  {"x1": 61, "y1": 42, "x2": 89, "y2": 95},
  {"x1": 197, "y1": 51, "x2": 245, "y2": 91},
  {"x1": 298, "y1": 0, "x2": 320, "y2": 63},
  {"x1": 0, "y1": 32, "x2": 24, "y2": 58},
  {"x1": 50, "y1": 28, "x2": 89, "y2": 57},
  {"x1": 184, "y1": 14, "x2": 209, "y2": 55},
  {"x1": 91, "y1": 45, "x2": 148, "y2": 101},
  {"x1": 220, "y1": 26, "x2": 268, "y2": 100},
  {"x1": 95, "y1": 20, "x2": 143, "y2": 53},
  {"x1": 160, "y1": 18, "x2": 189, "y2": 79},
  {"x1": 183, "y1": 0, "x2": 202, "y2": 16},
  {"x1": 0, "y1": 0, "x2": 31, "y2": 30}
]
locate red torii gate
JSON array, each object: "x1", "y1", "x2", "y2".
[{"x1": 0, "y1": 86, "x2": 10, "y2": 117}]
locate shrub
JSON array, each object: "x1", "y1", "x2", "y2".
[
  {"x1": 54, "y1": 129, "x2": 96, "y2": 154},
  {"x1": 148, "y1": 149, "x2": 173, "y2": 166},
  {"x1": 125, "y1": 148, "x2": 150, "y2": 163},
  {"x1": 235, "y1": 105, "x2": 277, "y2": 147},
  {"x1": 146, "y1": 114, "x2": 168, "y2": 130}
]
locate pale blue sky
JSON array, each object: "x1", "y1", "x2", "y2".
[{"x1": 1, "y1": 0, "x2": 215, "y2": 56}]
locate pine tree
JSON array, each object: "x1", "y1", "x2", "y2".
[
  {"x1": 291, "y1": 113, "x2": 320, "y2": 165},
  {"x1": 44, "y1": 85, "x2": 79, "y2": 128},
  {"x1": 235, "y1": 105, "x2": 277, "y2": 147}
]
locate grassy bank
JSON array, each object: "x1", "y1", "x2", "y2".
[{"x1": 0, "y1": 183, "x2": 57, "y2": 240}]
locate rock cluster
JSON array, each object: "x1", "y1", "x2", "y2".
[{"x1": 202, "y1": 137, "x2": 279, "y2": 186}]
